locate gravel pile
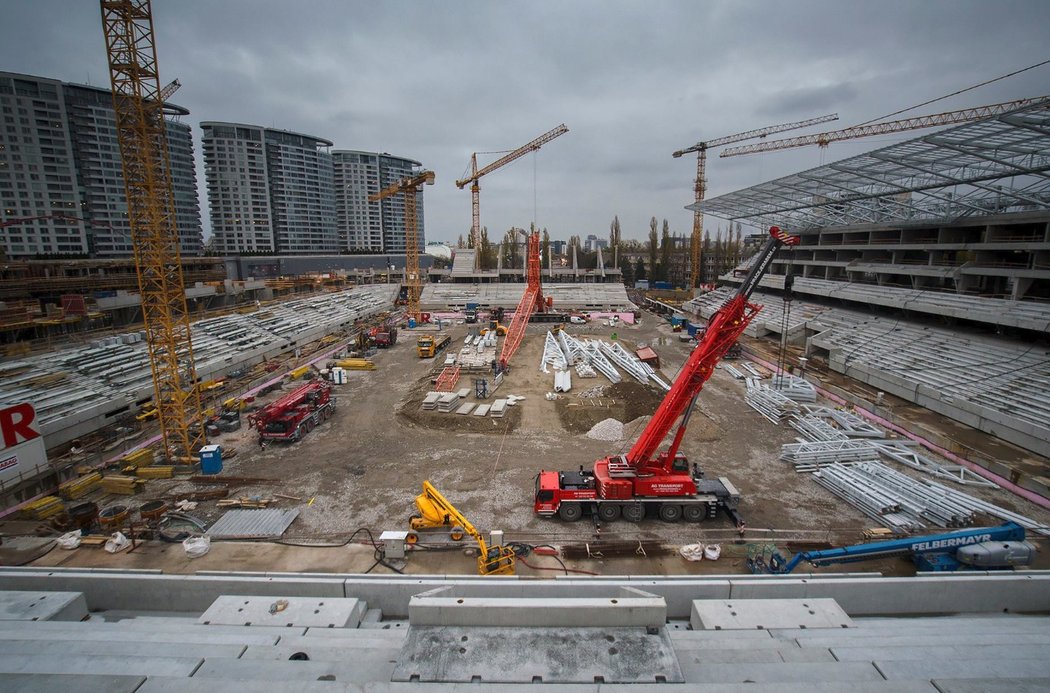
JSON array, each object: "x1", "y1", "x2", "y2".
[
  {"x1": 577, "y1": 385, "x2": 607, "y2": 399},
  {"x1": 586, "y1": 417, "x2": 624, "y2": 441}
]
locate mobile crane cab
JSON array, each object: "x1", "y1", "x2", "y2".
[{"x1": 535, "y1": 226, "x2": 799, "y2": 524}]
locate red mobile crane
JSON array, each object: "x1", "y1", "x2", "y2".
[
  {"x1": 535, "y1": 226, "x2": 800, "y2": 524},
  {"x1": 247, "y1": 381, "x2": 334, "y2": 445}
]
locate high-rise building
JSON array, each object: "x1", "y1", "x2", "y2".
[
  {"x1": 202, "y1": 122, "x2": 337, "y2": 255},
  {"x1": 0, "y1": 72, "x2": 202, "y2": 258},
  {"x1": 332, "y1": 151, "x2": 424, "y2": 253}
]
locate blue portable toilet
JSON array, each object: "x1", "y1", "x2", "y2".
[
  {"x1": 408, "y1": 318, "x2": 417, "y2": 329},
  {"x1": 199, "y1": 444, "x2": 222, "y2": 475}
]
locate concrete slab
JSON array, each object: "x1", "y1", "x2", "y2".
[
  {"x1": 138, "y1": 679, "x2": 370, "y2": 693},
  {"x1": 241, "y1": 643, "x2": 401, "y2": 661},
  {"x1": 4, "y1": 674, "x2": 146, "y2": 693},
  {"x1": 192, "y1": 656, "x2": 397, "y2": 683},
  {"x1": 876, "y1": 658, "x2": 1050, "y2": 680},
  {"x1": 472, "y1": 404, "x2": 490, "y2": 416},
  {"x1": 833, "y1": 643, "x2": 1049, "y2": 662},
  {"x1": 455, "y1": 402, "x2": 475, "y2": 415},
  {"x1": 691, "y1": 598, "x2": 853, "y2": 630},
  {"x1": 930, "y1": 678, "x2": 1050, "y2": 693},
  {"x1": 392, "y1": 625, "x2": 684, "y2": 683},
  {"x1": 677, "y1": 661, "x2": 883, "y2": 684},
  {"x1": 0, "y1": 653, "x2": 202, "y2": 677},
  {"x1": 675, "y1": 646, "x2": 834, "y2": 664},
  {"x1": 0, "y1": 590, "x2": 87, "y2": 622},
  {"x1": 0, "y1": 624, "x2": 281, "y2": 646},
  {"x1": 199, "y1": 595, "x2": 366, "y2": 628},
  {"x1": 409, "y1": 587, "x2": 665, "y2": 627},
  {"x1": 779, "y1": 633, "x2": 1050, "y2": 649},
  {"x1": 0, "y1": 637, "x2": 246, "y2": 659}
]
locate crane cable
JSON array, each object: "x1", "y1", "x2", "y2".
[{"x1": 856, "y1": 57, "x2": 1050, "y2": 127}]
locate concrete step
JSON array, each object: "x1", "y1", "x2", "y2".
[
  {"x1": 0, "y1": 624, "x2": 282, "y2": 646},
  {"x1": 5, "y1": 673, "x2": 145, "y2": 693},
  {"x1": 675, "y1": 661, "x2": 884, "y2": 684},
  {"x1": 0, "y1": 653, "x2": 202, "y2": 677},
  {"x1": 876, "y1": 658, "x2": 1049, "y2": 681},
  {"x1": 193, "y1": 656, "x2": 398, "y2": 683},
  {"x1": 929, "y1": 678, "x2": 1050, "y2": 693},
  {"x1": 675, "y1": 646, "x2": 835, "y2": 664},
  {"x1": 833, "y1": 643, "x2": 1050, "y2": 662},
  {"x1": 0, "y1": 639, "x2": 244, "y2": 659},
  {"x1": 780, "y1": 632, "x2": 1050, "y2": 649},
  {"x1": 242, "y1": 643, "x2": 402, "y2": 661}
]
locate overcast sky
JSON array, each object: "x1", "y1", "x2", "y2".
[{"x1": 2, "y1": 1, "x2": 1048, "y2": 244}]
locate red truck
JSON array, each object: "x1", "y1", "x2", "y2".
[
  {"x1": 535, "y1": 226, "x2": 800, "y2": 525},
  {"x1": 247, "y1": 381, "x2": 334, "y2": 445}
]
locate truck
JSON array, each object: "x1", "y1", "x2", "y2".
[
  {"x1": 535, "y1": 226, "x2": 801, "y2": 525},
  {"x1": 417, "y1": 333, "x2": 451, "y2": 358},
  {"x1": 247, "y1": 381, "x2": 334, "y2": 445},
  {"x1": 374, "y1": 326, "x2": 397, "y2": 348},
  {"x1": 464, "y1": 303, "x2": 479, "y2": 324},
  {"x1": 747, "y1": 523, "x2": 1035, "y2": 574}
]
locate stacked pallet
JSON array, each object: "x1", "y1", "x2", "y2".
[
  {"x1": 59, "y1": 472, "x2": 102, "y2": 500},
  {"x1": 136, "y1": 465, "x2": 175, "y2": 479},
  {"x1": 22, "y1": 495, "x2": 64, "y2": 520},
  {"x1": 101, "y1": 475, "x2": 144, "y2": 495},
  {"x1": 436, "y1": 393, "x2": 459, "y2": 413},
  {"x1": 421, "y1": 392, "x2": 440, "y2": 410},
  {"x1": 490, "y1": 399, "x2": 508, "y2": 418}
]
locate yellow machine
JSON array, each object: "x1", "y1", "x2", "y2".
[
  {"x1": 480, "y1": 321, "x2": 508, "y2": 337},
  {"x1": 416, "y1": 334, "x2": 451, "y2": 358},
  {"x1": 408, "y1": 481, "x2": 516, "y2": 576}
]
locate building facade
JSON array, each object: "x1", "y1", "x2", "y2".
[
  {"x1": 332, "y1": 150, "x2": 424, "y2": 253},
  {"x1": 0, "y1": 72, "x2": 202, "y2": 258},
  {"x1": 202, "y1": 123, "x2": 337, "y2": 255}
]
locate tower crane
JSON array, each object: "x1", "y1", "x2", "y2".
[
  {"x1": 719, "y1": 96, "x2": 1046, "y2": 157},
  {"x1": 100, "y1": 0, "x2": 204, "y2": 460},
  {"x1": 369, "y1": 171, "x2": 435, "y2": 320},
  {"x1": 673, "y1": 114, "x2": 838, "y2": 288},
  {"x1": 455, "y1": 124, "x2": 568, "y2": 266}
]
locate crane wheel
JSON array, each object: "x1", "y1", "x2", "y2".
[
  {"x1": 557, "y1": 503, "x2": 583, "y2": 522},
  {"x1": 450, "y1": 526, "x2": 465, "y2": 541},
  {"x1": 406, "y1": 531, "x2": 419, "y2": 544},
  {"x1": 622, "y1": 503, "x2": 644, "y2": 523},
  {"x1": 597, "y1": 504, "x2": 621, "y2": 522},
  {"x1": 658, "y1": 504, "x2": 683, "y2": 522},
  {"x1": 683, "y1": 505, "x2": 705, "y2": 522}
]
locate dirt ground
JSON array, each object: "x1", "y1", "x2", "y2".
[{"x1": 16, "y1": 310, "x2": 1050, "y2": 577}]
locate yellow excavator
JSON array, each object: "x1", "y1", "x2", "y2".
[{"x1": 408, "y1": 481, "x2": 516, "y2": 576}]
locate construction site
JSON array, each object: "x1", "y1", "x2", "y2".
[{"x1": 2, "y1": 2, "x2": 1050, "y2": 691}]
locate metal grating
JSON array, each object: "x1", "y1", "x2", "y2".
[
  {"x1": 206, "y1": 509, "x2": 300, "y2": 539},
  {"x1": 696, "y1": 97, "x2": 1050, "y2": 230}
]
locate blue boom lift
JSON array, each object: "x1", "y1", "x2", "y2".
[{"x1": 749, "y1": 522, "x2": 1036, "y2": 574}]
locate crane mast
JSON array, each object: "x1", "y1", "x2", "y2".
[
  {"x1": 673, "y1": 114, "x2": 837, "y2": 287},
  {"x1": 455, "y1": 124, "x2": 568, "y2": 261},
  {"x1": 720, "y1": 96, "x2": 1045, "y2": 157},
  {"x1": 369, "y1": 171, "x2": 435, "y2": 320},
  {"x1": 100, "y1": 0, "x2": 204, "y2": 460}
]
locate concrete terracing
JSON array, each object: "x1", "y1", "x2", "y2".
[
  {"x1": 0, "y1": 284, "x2": 399, "y2": 454},
  {"x1": 421, "y1": 282, "x2": 636, "y2": 312},
  {"x1": 0, "y1": 568, "x2": 1049, "y2": 690},
  {"x1": 685, "y1": 287, "x2": 1050, "y2": 459}
]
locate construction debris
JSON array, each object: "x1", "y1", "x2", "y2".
[{"x1": 586, "y1": 418, "x2": 624, "y2": 441}]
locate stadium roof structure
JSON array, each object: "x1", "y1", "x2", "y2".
[{"x1": 694, "y1": 97, "x2": 1050, "y2": 231}]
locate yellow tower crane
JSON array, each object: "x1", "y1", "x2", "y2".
[
  {"x1": 100, "y1": 0, "x2": 204, "y2": 460},
  {"x1": 673, "y1": 114, "x2": 838, "y2": 288},
  {"x1": 455, "y1": 124, "x2": 568, "y2": 267},
  {"x1": 369, "y1": 171, "x2": 435, "y2": 320}
]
